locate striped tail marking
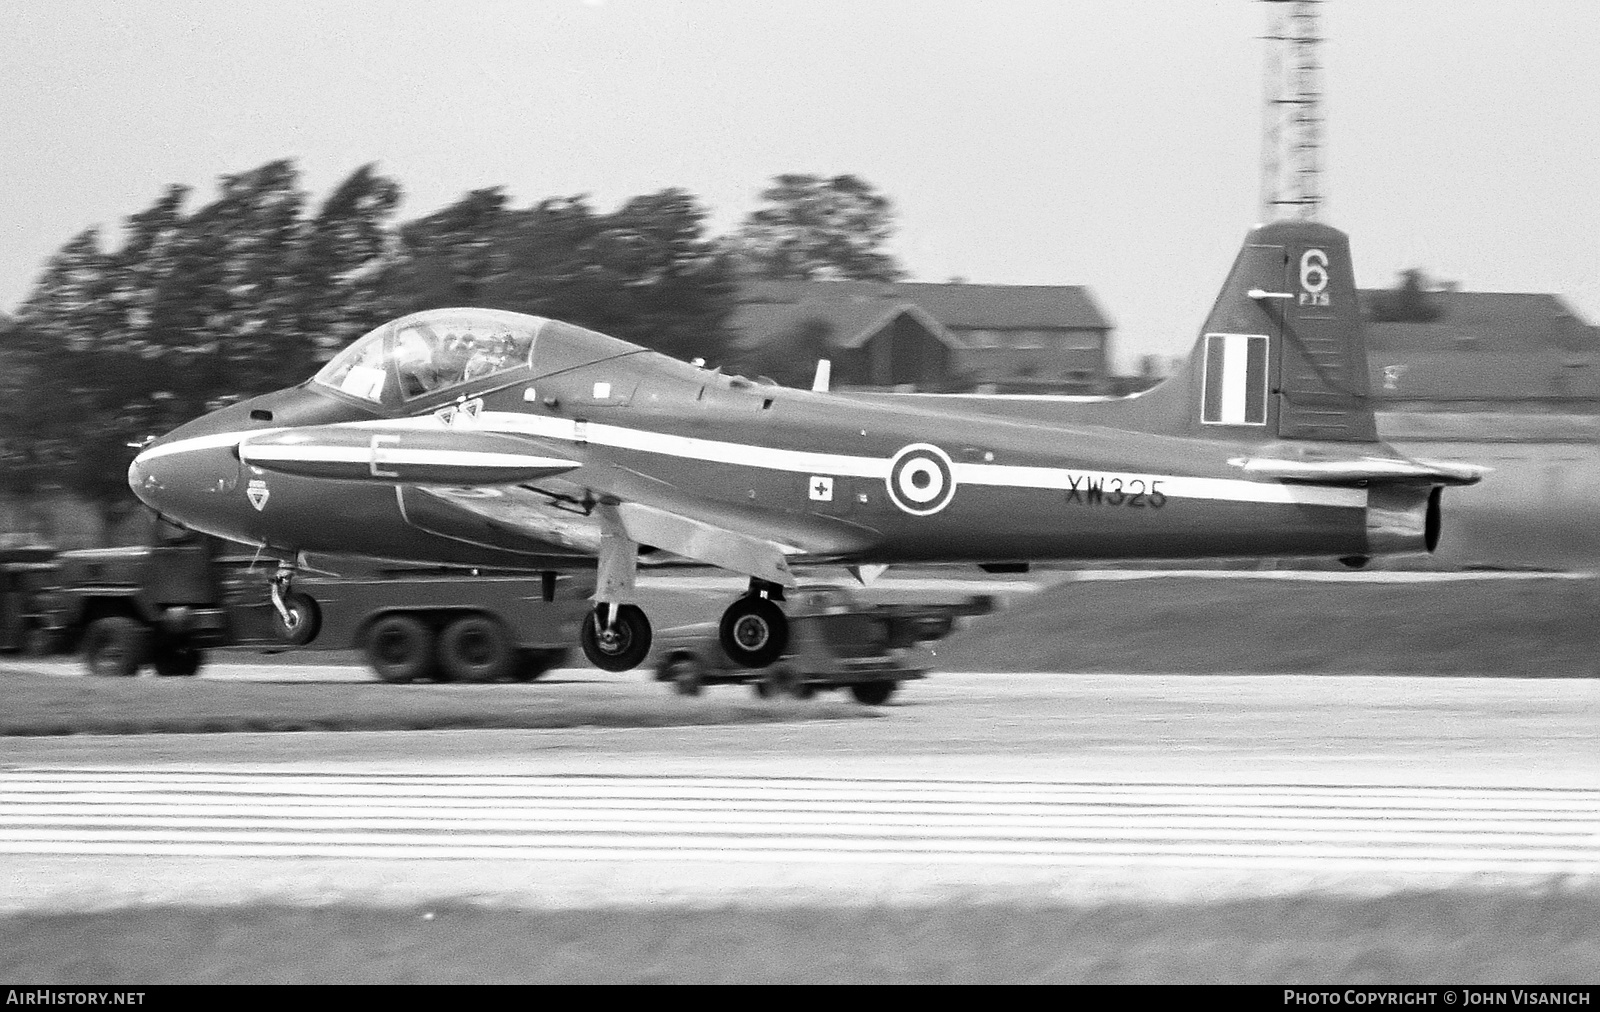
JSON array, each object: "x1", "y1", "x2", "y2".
[{"x1": 1201, "y1": 332, "x2": 1270, "y2": 427}]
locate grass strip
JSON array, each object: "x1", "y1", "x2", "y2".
[
  {"x1": 3, "y1": 888, "x2": 1598, "y2": 983},
  {"x1": 0, "y1": 666, "x2": 877, "y2": 736},
  {"x1": 934, "y1": 576, "x2": 1600, "y2": 675}
]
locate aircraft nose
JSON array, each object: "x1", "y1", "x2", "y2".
[
  {"x1": 127, "y1": 385, "x2": 376, "y2": 538},
  {"x1": 127, "y1": 418, "x2": 250, "y2": 537}
]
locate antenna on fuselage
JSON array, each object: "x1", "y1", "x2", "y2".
[{"x1": 811, "y1": 359, "x2": 832, "y2": 393}]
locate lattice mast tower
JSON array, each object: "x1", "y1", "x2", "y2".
[{"x1": 1260, "y1": 0, "x2": 1324, "y2": 222}]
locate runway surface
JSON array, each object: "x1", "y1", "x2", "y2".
[{"x1": 4, "y1": 671, "x2": 1598, "y2": 911}]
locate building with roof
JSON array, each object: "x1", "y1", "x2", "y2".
[
  {"x1": 729, "y1": 277, "x2": 1597, "y2": 410},
  {"x1": 1360, "y1": 290, "x2": 1600, "y2": 411},
  {"x1": 730, "y1": 279, "x2": 1114, "y2": 393}
]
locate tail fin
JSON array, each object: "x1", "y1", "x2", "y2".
[
  {"x1": 1180, "y1": 219, "x2": 1376, "y2": 443},
  {"x1": 858, "y1": 221, "x2": 1382, "y2": 447}
]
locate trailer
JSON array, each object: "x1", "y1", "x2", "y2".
[
  {"x1": 1, "y1": 530, "x2": 592, "y2": 682},
  {"x1": 651, "y1": 583, "x2": 989, "y2": 705},
  {"x1": 245, "y1": 565, "x2": 593, "y2": 683}
]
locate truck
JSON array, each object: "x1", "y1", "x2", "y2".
[
  {"x1": 650, "y1": 583, "x2": 991, "y2": 705},
  {"x1": 8, "y1": 527, "x2": 237, "y2": 678},
  {"x1": 0, "y1": 528, "x2": 593, "y2": 682}
]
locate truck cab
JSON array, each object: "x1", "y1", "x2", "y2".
[{"x1": 38, "y1": 525, "x2": 233, "y2": 677}]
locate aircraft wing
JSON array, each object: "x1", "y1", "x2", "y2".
[
  {"x1": 406, "y1": 462, "x2": 878, "y2": 588},
  {"x1": 401, "y1": 484, "x2": 603, "y2": 558},
  {"x1": 1232, "y1": 455, "x2": 1487, "y2": 486}
]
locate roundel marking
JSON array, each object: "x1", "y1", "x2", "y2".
[{"x1": 886, "y1": 443, "x2": 956, "y2": 516}]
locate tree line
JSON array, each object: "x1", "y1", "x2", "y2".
[{"x1": 0, "y1": 164, "x2": 903, "y2": 532}]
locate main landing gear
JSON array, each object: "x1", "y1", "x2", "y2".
[
  {"x1": 581, "y1": 602, "x2": 652, "y2": 672},
  {"x1": 719, "y1": 580, "x2": 789, "y2": 668},
  {"x1": 580, "y1": 580, "x2": 790, "y2": 674}
]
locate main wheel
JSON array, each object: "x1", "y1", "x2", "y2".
[
  {"x1": 580, "y1": 604, "x2": 652, "y2": 672},
  {"x1": 272, "y1": 591, "x2": 321, "y2": 646},
  {"x1": 437, "y1": 614, "x2": 514, "y2": 682},
  {"x1": 512, "y1": 648, "x2": 570, "y2": 681},
  {"x1": 82, "y1": 617, "x2": 149, "y2": 677},
  {"x1": 364, "y1": 614, "x2": 436, "y2": 683},
  {"x1": 152, "y1": 641, "x2": 205, "y2": 677},
  {"x1": 849, "y1": 681, "x2": 898, "y2": 706},
  {"x1": 719, "y1": 597, "x2": 788, "y2": 668}
]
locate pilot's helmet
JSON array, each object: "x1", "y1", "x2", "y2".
[{"x1": 438, "y1": 332, "x2": 472, "y2": 363}]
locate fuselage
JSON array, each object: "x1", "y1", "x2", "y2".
[{"x1": 129, "y1": 311, "x2": 1373, "y2": 570}]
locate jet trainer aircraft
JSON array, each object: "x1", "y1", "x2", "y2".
[{"x1": 129, "y1": 220, "x2": 1482, "y2": 672}]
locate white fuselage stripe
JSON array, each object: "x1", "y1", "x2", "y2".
[
  {"x1": 135, "y1": 428, "x2": 287, "y2": 462},
  {"x1": 472, "y1": 411, "x2": 1365, "y2": 509},
  {"x1": 138, "y1": 413, "x2": 1368, "y2": 510}
]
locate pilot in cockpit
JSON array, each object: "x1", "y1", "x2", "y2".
[
  {"x1": 434, "y1": 332, "x2": 473, "y2": 382},
  {"x1": 463, "y1": 332, "x2": 515, "y2": 382},
  {"x1": 394, "y1": 327, "x2": 442, "y2": 398}
]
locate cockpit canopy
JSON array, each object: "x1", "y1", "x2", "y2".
[{"x1": 312, "y1": 308, "x2": 643, "y2": 404}]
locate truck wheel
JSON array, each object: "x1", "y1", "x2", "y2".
[
  {"x1": 438, "y1": 615, "x2": 514, "y2": 682},
  {"x1": 152, "y1": 641, "x2": 205, "y2": 677},
  {"x1": 82, "y1": 617, "x2": 149, "y2": 678},
  {"x1": 23, "y1": 625, "x2": 61, "y2": 658},
  {"x1": 719, "y1": 597, "x2": 788, "y2": 668},
  {"x1": 849, "y1": 682, "x2": 898, "y2": 706},
  {"x1": 365, "y1": 614, "x2": 435, "y2": 683},
  {"x1": 272, "y1": 592, "x2": 322, "y2": 646},
  {"x1": 772, "y1": 664, "x2": 813, "y2": 700},
  {"x1": 580, "y1": 604, "x2": 651, "y2": 672},
  {"x1": 512, "y1": 648, "x2": 569, "y2": 681},
  {"x1": 664, "y1": 656, "x2": 703, "y2": 696}
]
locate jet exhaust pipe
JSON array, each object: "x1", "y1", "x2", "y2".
[{"x1": 1365, "y1": 485, "x2": 1443, "y2": 557}]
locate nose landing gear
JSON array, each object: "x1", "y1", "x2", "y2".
[
  {"x1": 268, "y1": 569, "x2": 322, "y2": 646},
  {"x1": 719, "y1": 581, "x2": 789, "y2": 668},
  {"x1": 581, "y1": 602, "x2": 652, "y2": 671}
]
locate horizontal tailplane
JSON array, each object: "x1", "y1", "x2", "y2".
[{"x1": 1232, "y1": 454, "x2": 1487, "y2": 486}]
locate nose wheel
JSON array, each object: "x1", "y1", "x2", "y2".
[
  {"x1": 719, "y1": 595, "x2": 788, "y2": 668},
  {"x1": 269, "y1": 572, "x2": 321, "y2": 646},
  {"x1": 581, "y1": 603, "x2": 652, "y2": 671}
]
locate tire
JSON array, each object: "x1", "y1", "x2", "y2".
[
  {"x1": 772, "y1": 664, "x2": 813, "y2": 700},
  {"x1": 22, "y1": 625, "x2": 61, "y2": 658},
  {"x1": 512, "y1": 648, "x2": 569, "y2": 681},
  {"x1": 364, "y1": 614, "x2": 436, "y2": 683},
  {"x1": 664, "y1": 656, "x2": 703, "y2": 696},
  {"x1": 718, "y1": 597, "x2": 789, "y2": 669},
  {"x1": 849, "y1": 681, "x2": 898, "y2": 706},
  {"x1": 152, "y1": 641, "x2": 205, "y2": 677},
  {"x1": 272, "y1": 592, "x2": 322, "y2": 646},
  {"x1": 580, "y1": 604, "x2": 652, "y2": 672},
  {"x1": 437, "y1": 614, "x2": 514, "y2": 683},
  {"x1": 82, "y1": 617, "x2": 149, "y2": 678}
]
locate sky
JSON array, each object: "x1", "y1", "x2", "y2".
[{"x1": 2, "y1": 0, "x2": 1597, "y2": 372}]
